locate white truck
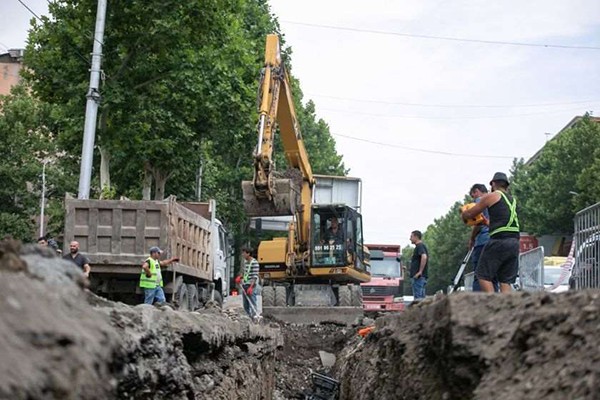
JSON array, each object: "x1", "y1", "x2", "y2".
[{"x1": 64, "y1": 196, "x2": 233, "y2": 309}]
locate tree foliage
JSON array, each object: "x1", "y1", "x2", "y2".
[
  {"x1": 0, "y1": 85, "x2": 75, "y2": 241},
  {"x1": 510, "y1": 115, "x2": 600, "y2": 235},
  {"x1": 19, "y1": 0, "x2": 347, "y2": 243},
  {"x1": 422, "y1": 201, "x2": 471, "y2": 293}
]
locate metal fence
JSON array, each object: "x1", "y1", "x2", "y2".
[
  {"x1": 518, "y1": 246, "x2": 545, "y2": 291},
  {"x1": 571, "y1": 202, "x2": 600, "y2": 290}
]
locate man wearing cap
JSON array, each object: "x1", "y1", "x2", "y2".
[
  {"x1": 140, "y1": 246, "x2": 179, "y2": 305},
  {"x1": 461, "y1": 172, "x2": 520, "y2": 293}
]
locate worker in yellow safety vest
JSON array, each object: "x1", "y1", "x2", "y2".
[{"x1": 140, "y1": 246, "x2": 179, "y2": 305}]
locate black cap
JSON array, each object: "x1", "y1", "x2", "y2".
[{"x1": 490, "y1": 172, "x2": 509, "y2": 185}]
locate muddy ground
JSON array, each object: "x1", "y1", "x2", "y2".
[
  {"x1": 0, "y1": 240, "x2": 279, "y2": 400},
  {"x1": 3, "y1": 239, "x2": 600, "y2": 400},
  {"x1": 336, "y1": 292, "x2": 600, "y2": 400}
]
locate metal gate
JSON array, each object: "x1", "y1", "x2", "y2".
[
  {"x1": 571, "y1": 202, "x2": 600, "y2": 290},
  {"x1": 518, "y1": 246, "x2": 544, "y2": 291}
]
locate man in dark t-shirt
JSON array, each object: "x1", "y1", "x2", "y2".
[
  {"x1": 409, "y1": 230, "x2": 428, "y2": 299},
  {"x1": 63, "y1": 241, "x2": 91, "y2": 277}
]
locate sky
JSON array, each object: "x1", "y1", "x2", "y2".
[{"x1": 3, "y1": 0, "x2": 600, "y2": 247}]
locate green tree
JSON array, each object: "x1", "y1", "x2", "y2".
[
  {"x1": 510, "y1": 115, "x2": 600, "y2": 235},
  {"x1": 0, "y1": 85, "x2": 74, "y2": 241},
  {"x1": 422, "y1": 201, "x2": 472, "y2": 293}
]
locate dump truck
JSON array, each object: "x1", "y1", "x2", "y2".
[
  {"x1": 64, "y1": 196, "x2": 233, "y2": 309},
  {"x1": 362, "y1": 244, "x2": 404, "y2": 313},
  {"x1": 241, "y1": 34, "x2": 370, "y2": 324}
]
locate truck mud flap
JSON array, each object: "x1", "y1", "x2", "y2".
[{"x1": 262, "y1": 306, "x2": 363, "y2": 326}]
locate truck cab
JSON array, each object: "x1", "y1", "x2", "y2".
[{"x1": 361, "y1": 244, "x2": 404, "y2": 312}]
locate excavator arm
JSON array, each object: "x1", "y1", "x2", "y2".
[{"x1": 242, "y1": 34, "x2": 314, "y2": 245}]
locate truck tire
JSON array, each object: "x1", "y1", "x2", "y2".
[
  {"x1": 177, "y1": 283, "x2": 190, "y2": 311},
  {"x1": 213, "y1": 291, "x2": 223, "y2": 308},
  {"x1": 338, "y1": 285, "x2": 351, "y2": 307},
  {"x1": 186, "y1": 284, "x2": 198, "y2": 311},
  {"x1": 350, "y1": 284, "x2": 363, "y2": 306},
  {"x1": 274, "y1": 286, "x2": 287, "y2": 307},
  {"x1": 262, "y1": 286, "x2": 275, "y2": 307}
]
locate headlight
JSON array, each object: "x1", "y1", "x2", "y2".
[{"x1": 393, "y1": 296, "x2": 403, "y2": 303}]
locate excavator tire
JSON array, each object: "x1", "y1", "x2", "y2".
[
  {"x1": 350, "y1": 284, "x2": 363, "y2": 307},
  {"x1": 338, "y1": 286, "x2": 352, "y2": 307},
  {"x1": 274, "y1": 286, "x2": 287, "y2": 306},
  {"x1": 262, "y1": 286, "x2": 275, "y2": 307}
]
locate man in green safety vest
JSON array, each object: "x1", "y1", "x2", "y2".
[
  {"x1": 140, "y1": 246, "x2": 179, "y2": 305},
  {"x1": 461, "y1": 172, "x2": 520, "y2": 293}
]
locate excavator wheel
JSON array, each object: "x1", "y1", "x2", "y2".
[
  {"x1": 338, "y1": 286, "x2": 352, "y2": 307},
  {"x1": 262, "y1": 286, "x2": 275, "y2": 307},
  {"x1": 350, "y1": 284, "x2": 363, "y2": 307},
  {"x1": 274, "y1": 286, "x2": 288, "y2": 306}
]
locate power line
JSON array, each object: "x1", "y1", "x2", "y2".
[
  {"x1": 283, "y1": 20, "x2": 600, "y2": 51},
  {"x1": 15, "y1": 0, "x2": 91, "y2": 66},
  {"x1": 307, "y1": 93, "x2": 600, "y2": 109},
  {"x1": 318, "y1": 105, "x2": 597, "y2": 120},
  {"x1": 45, "y1": 0, "x2": 106, "y2": 49},
  {"x1": 331, "y1": 132, "x2": 520, "y2": 159}
]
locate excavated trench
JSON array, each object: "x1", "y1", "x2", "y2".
[{"x1": 2, "y1": 240, "x2": 599, "y2": 400}]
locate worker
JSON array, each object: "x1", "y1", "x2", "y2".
[
  {"x1": 62, "y1": 241, "x2": 91, "y2": 278},
  {"x1": 236, "y1": 247, "x2": 260, "y2": 320},
  {"x1": 140, "y1": 246, "x2": 178, "y2": 305},
  {"x1": 409, "y1": 230, "x2": 429, "y2": 300},
  {"x1": 468, "y1": 184, "x2": 498, "y2": 292},
  {"x1": 462, "y1": 172, "x2": 520, "y2": 293},
  {"x1": 37, "y1": 237, "x2": 48, "y2": 246},
  {"x1": 325, "y1": 216, "x2": 344, "y2": 244}
]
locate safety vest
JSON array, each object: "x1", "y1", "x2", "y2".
[
  {"x1": 139, "y1": 257, "x2": 163, "y2": 288},
  {"x1": 490, "y1": 191, "x2": 520, "y2": 237}
]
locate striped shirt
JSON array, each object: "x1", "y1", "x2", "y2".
[{"x1": 243, "y1": 257, "x2": 260, "y2": 284}]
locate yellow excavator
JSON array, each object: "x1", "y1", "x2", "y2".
[{"x1": 242, "y1": 34, "x2": 370, "y2": 322}]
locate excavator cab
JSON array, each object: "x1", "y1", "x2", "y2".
[{"x1": 311, "y1": 205, "x2": 367, "y2": 271}]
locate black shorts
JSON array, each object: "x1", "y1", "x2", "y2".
[{"x1": 476, "y1": 238, "x2": 519, "y2": 284}]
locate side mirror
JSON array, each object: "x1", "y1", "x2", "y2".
[{"x1": 396, "y1": 256, "x2": 401, "y2": 263}]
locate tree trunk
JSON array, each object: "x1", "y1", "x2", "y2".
[
  {"x1": 153, "y1": 168, "x2": 170, "y2": 200},
  {"x1": 195, "y1": 160, "x2": 203, "y2": 201},
  {"x1": 142, "y1": 162, "x2": 153, "y2": 200},
  {"x1": 99, "y1": 146, "x2": 111, "y2": 195},
  {"x1": 98, "y1": 108, "x2": 111, "y2": 197}
]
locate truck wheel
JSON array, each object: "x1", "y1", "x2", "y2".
[
  {"x1": 213, "y1": 291, "x2": 223, "y2": 308},
  {"x1": 338, "y1": 285, "x2": 351, "y2": 307},
  {"x1": 350, "y1": 284, "x2": 363, "y2": 306},
  {"x1": 274, "y1": 286, "x2": 287, "y2": 307},
  {"x1": 186, "y1": 284, "x2": 198, "y2": 311},
  {"x1": 262, "y1": 286, "x2": 275, "y2": 307},
  {"x1": 177, "y1": 283, "x2": 190, "y2": 311}
]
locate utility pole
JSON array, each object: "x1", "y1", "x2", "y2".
[
  {"x1": 78, "y1": 0, "x2": 107, "y2": 199},
  {"x1": 39, "y1": 160, "x2": 47, "y2": 238}
]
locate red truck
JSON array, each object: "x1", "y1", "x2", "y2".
[{"x1": 362, "y1": 244, "x2": 404, "y2": 312}]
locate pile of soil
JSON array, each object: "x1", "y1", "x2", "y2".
[
  {"x1": 0, "y1": 240, "x2": 279, "y2": 400},
  {"x1": 336, "y1": 292, "x2": 600, "y2": 400}
]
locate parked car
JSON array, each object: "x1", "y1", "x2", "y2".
[{"x1": 543, "y1": 266, "x2": 570, "y2": 293}]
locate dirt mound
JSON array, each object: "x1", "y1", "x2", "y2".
[
  {"x1": 336, "y1": 292, "x2": 600, "y2": 400},
  {"x1": 0, "y1": 241, "x2": 279, "y2": 400}
]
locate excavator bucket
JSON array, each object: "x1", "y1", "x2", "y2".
[{"x1": 242, "y1": 178, "x2": 300, "y2": 217}]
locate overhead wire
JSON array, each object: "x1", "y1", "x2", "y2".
[
  {"x1": 282, "y1": 20, "x2": 600, "y2": 51},
  {"x1": 15, "y1": 0, "x2": 91, "y2": 66},
  {"x1": 317, "y1": 105, "x2": 598, "y2": 120},
  {"x1": 330, "y1": 132, "x2": 520, "y2": 159},
  {"x1": 306, "y1": 93, "x2": 600, "y2": 109}
]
